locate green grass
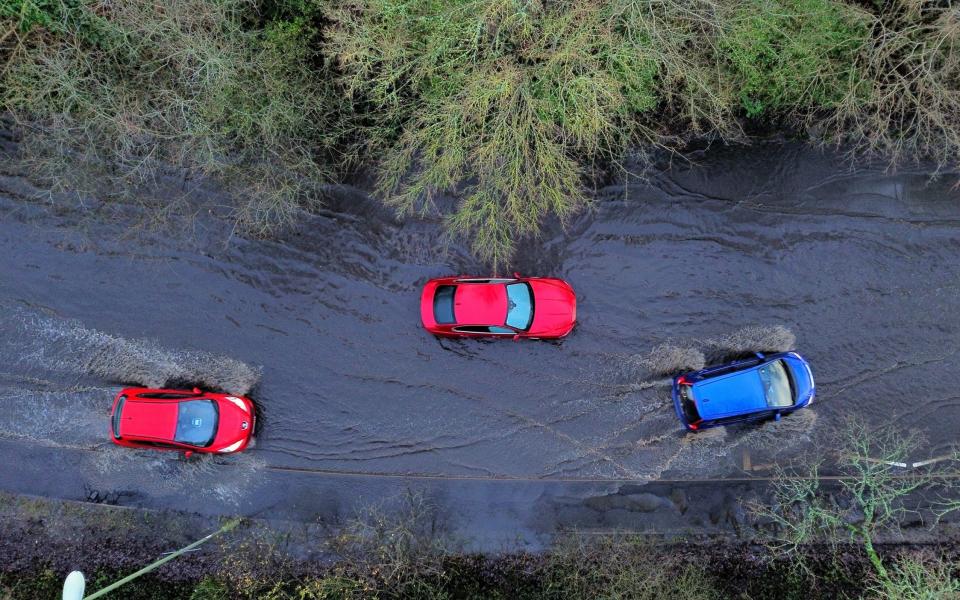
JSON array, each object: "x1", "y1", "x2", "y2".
[
  {"x1": 6, "y1": 540, "x2": 957, "y2": 600},
  {"x1": 868, "y1": 555, "x2": 960, "y2": 600},
  {"x1": 1, "y1": 568, "x2": 195, "y2": 600},
  {"x1": 0, "y1": 486, "x2": 956, "y2": 600},
  {"x1": 537, "y1": 535, "x2": 718, "y2": 600}
]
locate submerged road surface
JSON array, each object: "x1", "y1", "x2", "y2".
[{"x1": 1, "y1": 137, "x2": 959, "y2": 549}]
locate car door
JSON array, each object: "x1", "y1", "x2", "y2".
[
  {"x1": 128, "y1": 439, "x2": 183, "y2": 451},
  {"x1": 135, "y1": 392, "x2": 200, "y2": 400},
  {"x1": 697, "y1": 356, "x2": 763, "y2": 380},
  {"x1": 451, "y1": 325, "x2": 516, "y2": 337},
  {"x1": 715, "y1": 407, "x2": 781, "y2": 428}
]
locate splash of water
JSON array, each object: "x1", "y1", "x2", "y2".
[
  {"x1": 0, "y1": 383, "x2": 109, "y2": 448},
  {"x1": 639, "y1": 343, "x2": 706, "y2": 376},
  {"x1": 610, "y1": 325, "x2": 808, "y2": 479},
  {"x1": 702, "y1": 325, "x2": 797, "y2": 363},
  {"x1": 86, "y1": 445, "x2": 265, "y2": 505},
  {"x1": 1, "y1": 306, "x2": 261, "y2": 394}
]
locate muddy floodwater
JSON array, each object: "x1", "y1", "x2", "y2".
[{"x1": 1, "y1": 137, "x2": 959, "y2": 549}]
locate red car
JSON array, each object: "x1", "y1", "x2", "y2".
[
  {"x1": 110, "y1": 387, "x2": 255, "y2": 456},
  {"x1": 420, "y1": 276, "x2": 576, "y2": 339}
]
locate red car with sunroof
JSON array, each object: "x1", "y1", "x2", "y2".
[
  {"x1": 420, "y1": 276, "x2": 576, "y2": 339},
  {"x1": 110, "y1": 387, "x2": 255, "y2": 456}
]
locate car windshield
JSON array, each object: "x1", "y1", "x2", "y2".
[
  {"x1": 760, "y1": 360, "x2": 794, "y2": 408},
  {"x1": 433, "y1": 286, "x2": 456, "y2": 324},
  {"x1": 174, "y1": 400, "x2": 218, "y2": 447},
  {"x1": 505, "y1": 283, "x2": 533, "y2": 330}
]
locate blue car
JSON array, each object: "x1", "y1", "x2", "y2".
[{"x1": 672, "y1": 351, "x2": 815, "y2": 431}]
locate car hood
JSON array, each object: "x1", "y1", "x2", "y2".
[
  {"x1": 528, "y1": 280, "x2": 576, "y2": 336},
  {"x1": 118, "y1": 400, "x2": 177, "y2": 440},
  {"x1": 693, "y1": 369, "x2": 766, "y2": 419},
  {"x1": 212, "y1": 397, "x2": 253, "y2": 449},
  {"x1": 784, "y1": 354, "x2": 815, "y2": 405}
]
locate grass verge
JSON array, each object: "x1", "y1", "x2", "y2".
[{"x1": 1, "y1": 482, "x2": 958, "y2": 599}]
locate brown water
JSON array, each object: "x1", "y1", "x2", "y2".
[{"x1": 1, "y1": 137, "x2": 958, "y2": 548}]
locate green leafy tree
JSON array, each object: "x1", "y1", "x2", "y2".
[
  {"x1": 326, "y1": 0, "x2": 874, "y2": 265},
  {"x1": 719, "y1": 0, "x2": 870, "y2": 117}
]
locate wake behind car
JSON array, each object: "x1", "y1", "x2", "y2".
[
  {"x1": 672, "y1": 351, "x2": 814, "y2": 431},
  {"x1": 421, "y1": 275, "x2": 576, "y2": 339},
  {"x1": 110, "y1": 387, "x2": 255, "y2": 455}
]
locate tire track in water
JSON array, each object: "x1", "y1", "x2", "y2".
[
  {"x1": 825, "y1": 350, "x2": 959, "y2": 398},
  {"x1": 85, "y1": 445, "x2": 267, "y2": 506}
]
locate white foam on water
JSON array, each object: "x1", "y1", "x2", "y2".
[
  {"x1": 85, "y1": 445, "x2": 265, "y2": 506},
  {"x1": 1, "y1": 307, "x2": 260, "y2": 394},
  {"x1": 735, "y1": 408, "x2": 819, "y2": 452},
  {"x1": 610, "y1": 325, "x2": 807, "y2": 478},
  {"x1": 703, "y1": 325, "x2": 797, "y2": 357},
  {"x1": 0, "y1": 385, "x2": 109, "y2": 447},
  {"x1": 638, "y1": 343, "x2": 707, "y2": 376}
]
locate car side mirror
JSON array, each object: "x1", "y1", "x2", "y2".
[
  {"x1": 183, "y1": 450, "x2": 194, "y2": 459},
  {"x1": 192, "y1": 387, "x2": 201, "y2": 394},
  {"x1": 513, "y1": 272, "x2": 521, "y2": 278},
  {"x1": 774, "y1": 412, "x2": 781, "y2": 422},
  {"x1": 755, "y1": 352, "x2": 765, "y2": 360},
  {"x1": 513, "y1": 334, "x2": 520, "y2": 341}
]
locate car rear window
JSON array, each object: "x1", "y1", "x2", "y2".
[
  {"x1": 433, "y1": 285, "x2": 456, "y2": 324},
  {"x1": 112, "y1": 395, "x2": 125, "y2": 439},
  {"x1": 679, "y1": 386, "x2": 701, "y2": 423},
  {"x1": 174, "y1": 400, "x2": 219, "y2": 447}
]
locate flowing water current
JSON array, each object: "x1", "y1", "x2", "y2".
[{"x1": 1, "y1": 137, "x2": 958, "y2": 547}]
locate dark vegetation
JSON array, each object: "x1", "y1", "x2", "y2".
[
  {"x1": 752, "y1": 420, "x2": 960, "y2": 599},
  {"x1": 2, "y1": 523, "x2": 958, "y2": 599},
  {"x1": 2, "y1": 0, "x2": 958, "y2": 265},
  {"x1": 2, "y1": 418, "x2": 959, "y2": 600},
  {"x1": 0, "y1": 0, "x2": 342, "y2": 233}
]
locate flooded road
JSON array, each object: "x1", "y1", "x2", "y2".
[{"x1": 1, "y1": 137, "x2": 959, "y2": 548}]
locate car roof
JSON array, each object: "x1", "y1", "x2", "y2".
[
  {"x1": 452, "y1": 282, "x2": 508, "y2": 326},
  {"x1": 691, "y1": 365, "x2": 767, "y2": 419},
  {"x1": 118, "y1": 398, "x2": 179, "y2": 440}
]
